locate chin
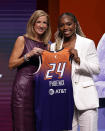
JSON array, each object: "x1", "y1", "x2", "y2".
[
  {"x1": 37, "y1": 32, "x2": 45, "y2": 35},
  {"x1": 64, "y1": 34, "x2": 71, "y2": 38}
]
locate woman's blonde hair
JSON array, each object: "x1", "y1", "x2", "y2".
[
  {"x1": 25, "y1": 10, "x2": 51, "y2": 44},
  {"x1": 55, "y1": 12, "x2": 85, "y2": 50}
]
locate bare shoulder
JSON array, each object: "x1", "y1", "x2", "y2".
[
  {"x1": 16, "y1": 36, "x2": 25, "y2": 43},
  {"x1": 14, "y1": 36, "x2": 25, "y2": 47},
  {"x1": 11, "y1": 36, "x2": 25, "y2": 54}
]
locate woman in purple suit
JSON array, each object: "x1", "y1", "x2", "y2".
[{"x1": 8, "y1": 10, "x2": 51, "y2": 131}]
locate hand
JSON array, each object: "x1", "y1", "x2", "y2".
[
  {"x1": 26, "y1": 47, "x2": 44, "y2": 58},
  {"x1": 69, "y1": 48, "x2": 80, "y2": 65}
]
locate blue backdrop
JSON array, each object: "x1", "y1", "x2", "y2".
[{"x1": 0, "y1": 0, "x2": 36, "y2": 130}]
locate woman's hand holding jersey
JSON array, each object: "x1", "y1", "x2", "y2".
[
  {"x1": 69, "y1": 48, "x2": 80, "y2": 65},
  {"x1": 26, "y1": 47, "x2": 44, "y2": 59}
]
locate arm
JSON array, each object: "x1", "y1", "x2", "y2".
[
  {"x1": 8, "y1": 36, "x2": 43, "y2": 70},
  {"x1": 77, "y1": 40, "x2": 100, "y2": 75},
  {"x1": 8, "y1": 36, "x2": 25, "y2": 69}
]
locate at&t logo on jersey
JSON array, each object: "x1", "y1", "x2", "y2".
[
  {"x1": 49, "y1": 89, "x2": 55, "y2": 95},
  {"x1": 55, "y1": 89, "x2": 67, "y2": 94},
  {"x1": 49, "y1": 88, "x2": 67, "y2": 95}
]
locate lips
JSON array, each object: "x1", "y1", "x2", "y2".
[
  {"x1": 64, "y1": 31, "x2": 70, "y2": 34},
  {"x1": 37, "y1": 28, "x2": 45, "y2": 33},
  {"x1": 63, "y1": 30, "x2": 71, "y2": 35}
]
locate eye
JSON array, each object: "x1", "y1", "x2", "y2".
[
  {"x1": 43, "y1": 21, "x2": 48, "y2": 25},
  {"x1": 67, "y1": 22, "x2": 72, "y2": 26},
  {"x1": 36, "y1": 20, "x2": 41, "y2": 24},
  {"x1": 59, "y1": 24, "x2": 64, "y2": 27}
]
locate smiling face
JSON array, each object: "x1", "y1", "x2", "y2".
[
  {"x1": 34, "y1": 15, "x2": 48, "y2": 37},
  {"x1": 59, "y1": 15, "x2": 76, "y2": 38}
]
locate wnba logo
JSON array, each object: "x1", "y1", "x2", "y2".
[{"x1": 49, "y1": 89, "x2": 54, "y2": 95}]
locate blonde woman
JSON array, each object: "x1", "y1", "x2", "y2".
[
  {"x1": 51, "y1": 12, "x2": 100, "y2": 131},
  {"x1": 9, "y1": 10, "x2": 51, "y2": 131}
]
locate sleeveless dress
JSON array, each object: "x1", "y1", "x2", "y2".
[
  {"x1": 34, "y1": 48, "x2": 74, "y2": 131},
  {"x1": 11, "y1": 36, "x2": 47, "y2": 131}
]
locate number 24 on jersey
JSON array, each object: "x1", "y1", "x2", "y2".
[{"x1": 45, "y1": 62, "x2": 66, "y2": 79}]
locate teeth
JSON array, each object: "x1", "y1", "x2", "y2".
[
  {"x1": 64, "y1": 30, "x2": 70, "y2": 32},
  {"x1": 64, "y1": 31, "x2": 69, "y2": 34},
  {"x1": 38, "y1": 29, "x2": 44, "y2": 32}
]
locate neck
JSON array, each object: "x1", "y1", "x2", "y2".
[
  {"x1": 34, "y1": 34, "x2": 44, "y2": 42},
  {"x1": 63, "y1": 33, "x2": 76, "y2": 49}
]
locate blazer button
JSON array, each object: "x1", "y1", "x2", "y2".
[{"x1": 75, "y1": 82, "x2": 78, "y2": 85}]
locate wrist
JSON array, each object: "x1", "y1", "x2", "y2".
[{"x1": 24, "y1": 54, "x2": 30, "y2": 62}]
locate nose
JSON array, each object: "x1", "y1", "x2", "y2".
[
  {"x1": 64, "y1": 24, "x2": 68, "y2": 29},
  {"x1": 40, "y1": 23, "x2": 45, "y2": 28}
]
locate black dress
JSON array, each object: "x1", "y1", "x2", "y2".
[{"x1": 11, "y1": 36, "x2": 47, "y2": 131}]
